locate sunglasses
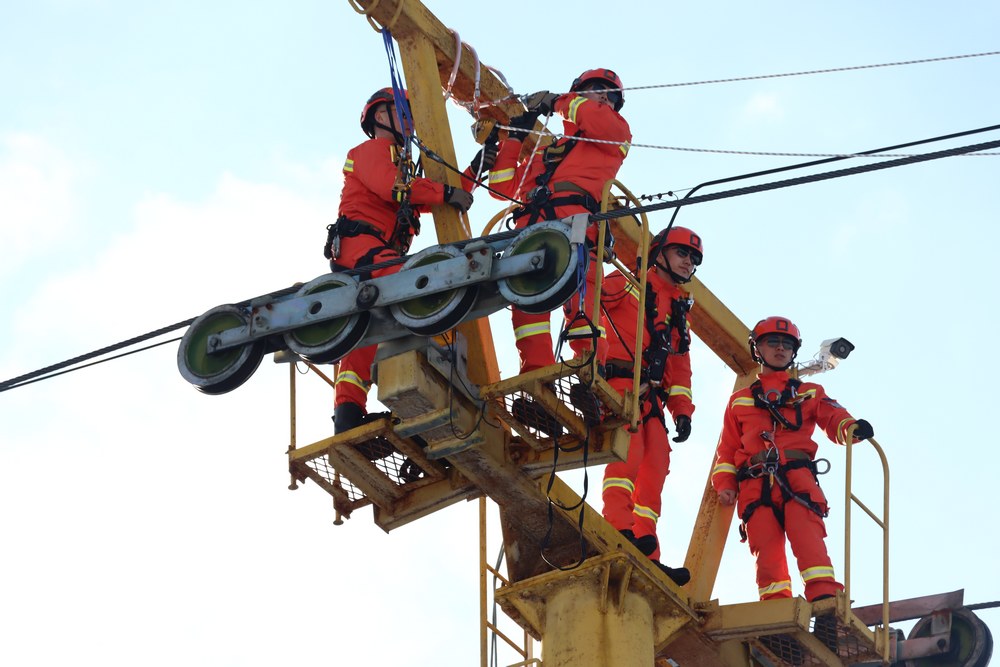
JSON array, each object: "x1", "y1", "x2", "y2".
[
  {"x1": 585, "y1": 83, "x2": 623, "y2": 108},
  {"x1": 671, "y1": 245, "x2": 703, "y2": 266},
  {"x1": 762, "y1": 335, "x2": 797, "y2": 350}
]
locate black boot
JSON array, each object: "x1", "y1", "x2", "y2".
[
  {"x1": 651, "y1": 560, "x2": 691, "y2": 587},
  {"x1": 569, "y1": 383, "x2": 602, "y2": 427},
  {"x1": 619, "y1": 529, "x2": 658, "y2": 557},
  {"x1": 332, "y1": 403, "x2": 393, "y2": 460},
  {"x1": 333, "y1": 402, "x2": 365, "y2": 434}
]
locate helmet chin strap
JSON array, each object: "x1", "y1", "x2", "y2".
[
  {"x1": 653, "y1": 250, "x2": 695, "y2": 285},
  {"x1": 374, "y1": 107, "x2": 406, "y2": 145}
]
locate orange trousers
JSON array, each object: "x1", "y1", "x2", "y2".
[
  {"x1": 737, "y1": 467, "x2": 843, "y2": 601},
  {"x1": 333, "y1": 236, "x2": 404, "y2": 410},
  {"x1": 601, "y1": 379, "x2": 670, "y2": 561}
]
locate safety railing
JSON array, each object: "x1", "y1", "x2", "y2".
[{"x1": 843, "y1": 424, "x2": 891, "y2": 663}]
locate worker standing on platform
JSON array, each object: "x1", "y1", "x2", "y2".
[
  {"x1": 326, "y1": 87, "x2": 481, "y2": 449},
  {"x1": 599, "y1": 226, "x2": 702, "y2": 586},
  {"x1": 712, "y1": 316, "x2": 874, "y2": 603},
  {"x1": 487, "y1": 69, "x2": 632, "y2": 389}
]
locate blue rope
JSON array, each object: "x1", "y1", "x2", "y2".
[{"x1": 381, "y1": 28, "x2": 414, "y2": 143}]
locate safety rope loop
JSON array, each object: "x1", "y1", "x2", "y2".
[{"x1": 381, "y1": 28, "x2": 415, "y2": 141}]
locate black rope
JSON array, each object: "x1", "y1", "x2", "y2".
[{"x1": 592, "y1": 136, "x2": 1000, "y2": 223}]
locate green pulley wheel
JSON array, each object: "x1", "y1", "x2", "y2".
[
  {"x1": 284, "y1": 273, "x2": 370, "y2": 364},
  {"x1": 498, "y1": 221, "x2": 582, "y2": 315},
  {"x1": 906, "y1": 607, "x2": 993, "y2": 667},
  {"x1": 178, "y1": 304, "x2": 265, "y2": 394},
  {"x1": 389, "y1": 245, "x2": 480, "y2": 336}
]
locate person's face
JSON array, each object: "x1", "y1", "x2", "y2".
[
  {"x1": 374, "y1": 103, "x2": 396, "y2": 127},
  {"x1": 662, "y1": 245, "x2": 701, "y2": 281},
  {"x1": 758, "y1": 334, "x2": 797, "y2": 368},
  {"x1": 580, "y1": 82, "x2": 621, "y2": 109}
]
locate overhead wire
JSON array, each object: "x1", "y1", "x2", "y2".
[{"x1": 5, "y1": 46, "x2": 998, "y2": 393}]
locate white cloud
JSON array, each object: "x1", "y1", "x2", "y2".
[
  {"x1": 0, "y1": 133, "x2": 77, "y2": 280},
  {"x1": 741, "y1": 92, "x2": 785, "y2": 122}
]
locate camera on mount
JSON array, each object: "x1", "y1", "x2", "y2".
[
  {"x1": 796, "y1": 337, "x2": 855, "y2": 378},
  {"x1": 820, "y1": 337, "x2": 855, "y2": 360}
]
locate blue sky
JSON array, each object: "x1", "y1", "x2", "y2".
[{"x1": 2, "y1": 1, "x2": 998, "y2": 665}]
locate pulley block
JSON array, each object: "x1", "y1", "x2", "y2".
[
  {"x1": 177, "y1": 304, "x2": 265, "y2": 394},
  {"x1": 389, "y1": 245, "x2": 480, "y2": 336},
  {"x1": 497, "y1": 221, "x2": 582, "y2": 314},
  {"x1": 284, "y1": 273, "x2": 371, "y2": 364}
]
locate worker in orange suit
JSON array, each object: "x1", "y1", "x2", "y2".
[
  {"x1": 599, "y1": 226, "x2": 702, "y2": 586},
  {"x1": 326, "y1": 87, "x2": 480, "y2": 448},
  {"x1": 712, "y1": 316, "x2": 874, "y2": 604},
  {"x1": 487, "y1": 68, "x2": 632, "y2": 380}
]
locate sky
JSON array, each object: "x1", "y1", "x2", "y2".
[{"x1": 2, "y1": 1, "x2": 999, "y2": 665}]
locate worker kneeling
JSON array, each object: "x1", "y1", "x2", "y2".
[{"x1": 600, "y1": 226, "x2": 703, "y2": 586}]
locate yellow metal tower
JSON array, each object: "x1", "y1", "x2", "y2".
[{"x1": 178, "y1": 1, "x2": 994, "y2": 665}]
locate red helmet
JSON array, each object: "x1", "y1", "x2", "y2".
[
  {"x1": 570, "y1": 68, "x2": 624, "y2": 111},
  {"x1": 650, "y1": 225, "x2": 703, "y2": 282},
  {"x1": 360, "y1": 88, "x2": 407, "y2": 138},
  {"x1": 749, "y1": 316, "x2": 802, "y2": 364}
]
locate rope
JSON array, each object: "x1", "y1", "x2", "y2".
[
  {"x1": 590, "y1": 137, "x2": 1000, "y2": 222},
  {"x1": 493, "y1": 123, "x2": 1000, "y2": 158}
]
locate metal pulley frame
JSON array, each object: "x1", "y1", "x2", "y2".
[{"x1": 177, "y1": 224, "x2": 583, "y2": 394}]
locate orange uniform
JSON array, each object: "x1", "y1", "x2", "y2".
[
  {"x1": 488, "y1": 93, "x2": 632, "y2": 372},
  {"x1": 600, "y1": 269, "x2": 694, "y2": 560},
  {"x1": 712, "y1": 370, "x2": 861, "y2": 601},
  {"x1": 330, "y1": 136, "x2": 449, "y2": 409}
]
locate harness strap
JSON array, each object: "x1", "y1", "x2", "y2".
[
  {"x1": 736, "y1": 452, "x2": 829, "y2": 538},
  {"x1": 750, "y1": 378, "x2": 804, "y2": 431}
]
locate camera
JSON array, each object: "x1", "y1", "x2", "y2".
[
  {"x1": 820, "y1": 337, "x2": 855, "y2": 360},
  {"x1": 797, "y1": 337, "x2": 855, "y2": 377}
]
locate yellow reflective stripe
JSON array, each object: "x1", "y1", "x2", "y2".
[
  {"x1": 335, "y1": 370, "x2": 369, "y2": 391},
  {"x1": 668, "y1": 385, "x2": 692, "y2": 399},
  {"x1": 514, "y1": 322, "x2": 550, "y2": 341},
  {"x1": 633, "y1": 503, "x2": 659, "y2": 522},
  {"x1": 732, "y1": 396, "x2": 755, "y2": 408},
  {"x1": 800, "y1": 565, "x2": 837, "y2": 582},
  {"x1": 837, "y1": 418, "x2": 853, "y2": 444},
  {"x1": 603, "y1": 477, "x2": 635, "y2": 494},
  {"x1": 343, "y1": 158, "x2": 354, "y2": 173},
  {"x1": 797, "y1": 388, "x2": 817, "y2": 399},
  {"x1": 759, "y1": 580, "x2": 792, "y2": 597},
  {"x1": 619, "y1": 141, "x2": 630, "y2": 157},
  {"x1": 567, "y1": 96, "x2": 587, "y2": 123},
  {"x1": 568, "y1": 324, "x2": 595, "y2": 337},
  {"x1": 712, "y1": 463, "x2": 737, "y2": 477},
  {"x1": 490, "y1": 167, "x2": 515, "y2": 184}
]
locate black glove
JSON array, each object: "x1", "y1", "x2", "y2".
[
  {"x1": 442, "y1": 185, "x2": 473, "y2": 212},
  {"x1": 507, "y1": 111, "x2": 540, "y2": 141},
  {"x1": 673, "y1": 414, "x2": 692, "y2": 443},
  {"x1": 468, "y1": 143, "x2": 498, "y2": 174},
  {"x1": 852, "y1": 419, "x2": 874, "y2": 441},
  {"x1": 523, "y1": 90, "x2": 559, "y2": 116}
]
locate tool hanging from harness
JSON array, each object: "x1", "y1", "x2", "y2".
[
  {"x1": 643, "y1": 287, "x2": 693, "y2": 394},
  {"x1": 323, "y1": 145, "x2": 422, "y2": 266}
]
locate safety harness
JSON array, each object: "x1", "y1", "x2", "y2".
[
  {"x1": 734, "y1": 378, "x2": 831, "y2": 542},
  {"x1": 324, "y1": 147, "x2": 422, "y2": 270},
  {"x1": 602, "y1": 282, "x2": 692, "y2": 410}
]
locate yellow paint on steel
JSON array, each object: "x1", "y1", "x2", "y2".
[
  {"x1": 844, "y1": 429, "x2": 891, "y2": 663},
  {"x1": 683, "y1": 370, "x2": 757, "y2": 602}
]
